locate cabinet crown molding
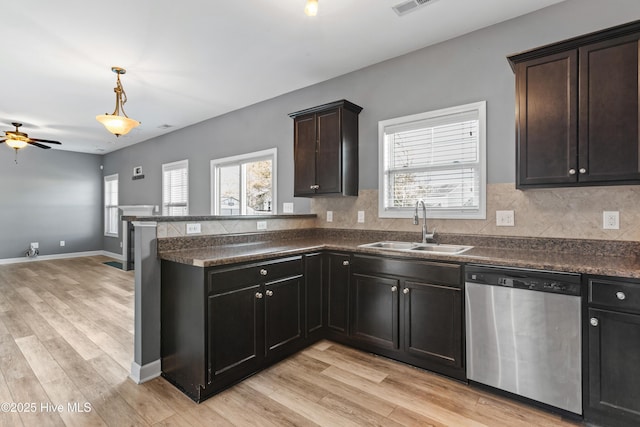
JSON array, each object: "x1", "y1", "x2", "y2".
[{"x1": 507, "y1": 19, "x2": 640, "y2": 71}]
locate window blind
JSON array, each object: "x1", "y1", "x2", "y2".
[
  {"x1": 104, "y1": 174, "x2": 119, "y2": 236},
  {"x1": 162, "y1": 160, "x2": 188, "y2": 216},
  {"x1": 383, "y1": 109, "x2": 481, "y2": 212}
]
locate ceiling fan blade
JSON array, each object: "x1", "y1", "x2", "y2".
[
  {"x1": 29, "y1": 138, "x2": 61, "y2": 144},
  {"x1": 28, "y1": 142, "x2": 51, "y2": 149}
]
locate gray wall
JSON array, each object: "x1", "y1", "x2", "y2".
[
  {"x1": 0, "y1": 146, "x2": 103, "y2": 259},
  {"x1": 102, "y1": 0, "x2": 640, "y2": 248}
]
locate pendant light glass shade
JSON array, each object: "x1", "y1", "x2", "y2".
[
  {"x1": 304, "y1": 0, "x2": 318, "y2": 16},
  {"x1": 5, "y1": 137, "x2": 27, "y2": 149},
  {"x1": 96, "y1": 67, "x2": 140, "y2": 137},
  {"x1": 96, "y1": 114, "x2": 140, "y2": 137}
]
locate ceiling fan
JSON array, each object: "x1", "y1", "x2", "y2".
[{"x1": 1, "y1": 122, "x2": 62, "y2": 163}]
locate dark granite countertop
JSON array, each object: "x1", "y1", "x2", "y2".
[{"x1": 158, "y1": 229, "x2": 640, "y2": 279}]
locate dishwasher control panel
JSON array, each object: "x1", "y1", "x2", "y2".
[{"x1": 466, "y1": 265, "x2": 581, "y2": 296}]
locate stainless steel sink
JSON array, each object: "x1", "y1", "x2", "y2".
[
  {"x1": 410, "y1": 244, "x2": 472, "y2": 254},
  {"x1": 359, "y1": 241, "x2": 418, "y2": 250},
  {"x1": 358, "y1": 241, "x2": 473, "y2": 255}
]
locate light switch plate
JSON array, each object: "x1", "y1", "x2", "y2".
[
  {"x1": 357, "y1": 211, "x2": 365, "y2": 223},
  {"x1": 186, "y1": 223, "x2": 201, "y2": 234},
  {"x1": 496, "y1": 210, "x2": 515, "y2": 227},
  {"x1": 283, "y1": 202, "x2": 294, "y2": 213},
  {"x1": 257, "y1": 221, "x2": 267, "y2": 230},
  {"x1": 603, "y1": 211, "x2": 619, "y2": 230},
  {"x1": 327, "y1": 211, "x2": 333, "y2": 222}
]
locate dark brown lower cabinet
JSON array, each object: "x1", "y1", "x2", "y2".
[
  {"x1": 350, "y1": 273, "x2": 399, "y2": 350},
  {"x1": 304, "y1": 252, "x2": 324, "y2": 339},
  {"x1": 264, "y1": 275, "x2": 303, "y2": 357},
  {"x1": 403, "y1": 280, "x2": 462, "y2": 370},
  {"x1": 161, "y1": 255, "x2": 305, "y2": 402},
  {"x1": 208, "y1": 283, "x2": 262, "y2": 384},
  {"x1": 586, "y1": 276, "x2": 640, "y2": 427},
  {"x1": 350, "y1": 255, "x2": 464, "y2": 380},
  {"x1": 326, "y1": 252, "x2": 351, "y2": 338},
  {"x1": 161, "y1": 250, "x2": 465, "y2": 402}
]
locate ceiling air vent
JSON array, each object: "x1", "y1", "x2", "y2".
[{"x1": 392, "y1": 0, "x2": 438, "y2": 16}]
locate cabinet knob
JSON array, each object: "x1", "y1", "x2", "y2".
[
  {"x1": 569, "y1": 169, "x2": 576, "y2": 175},
  {"x1": 260, "y1": 269, "x2": 268, "y2": 276},
  {"x1": 265, "y1": 289, "x2": 274, "y2": 297},
  {"x1": 616, "y1": 291, "x2": 626, "y2": 300},
  {"x1": 403, "y1": 288, "x2": 410, "y2": 294},
  {"x1": 590, "y1": 317, "x2": 598, "y2": 327},
  {"x1": 579, "y1": 168, "x2": 586, "y2": 174},
  {"x1": 391, "y1": 286, "x2": 397, "y2": 292},
  {"x1": 255, "y1": 292, "x2": 263, "y2": 299},
  {"x1": 342, "y1": 260, "x2": 350, "y2": 266}
]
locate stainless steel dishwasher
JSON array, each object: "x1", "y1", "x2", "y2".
[{"x1": 465, "y1": 264, "x2": 582, "y2": 415}]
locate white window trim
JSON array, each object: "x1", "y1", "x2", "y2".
[
  {"x1": 162, "y1": 159, "x2": 189, "y2": 216},
  {"x1": 104, "y1": 173, "x2": 119, "y2": 237},
  {"x1": 210, "y1": 148, "x2": 278, "y2": 215},
  {"x1": 378, "y1": 101, "x2": 487, "y2": 220}
]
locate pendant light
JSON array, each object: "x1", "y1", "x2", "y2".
[
  {"x1": 96, "y1": 67, "x2": 140, "y2": 137},
  {"x1": 304, "y1": 0, "x2": 318, "y2": 16}
]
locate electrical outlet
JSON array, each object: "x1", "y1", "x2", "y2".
[
  {"x1": 186, "y1": 223, "x2": 201, "y2": 234},
  {"x1": 30, "y1": 242, "x2": 39, "y2": 249},
  {"x1": 496, "y1": 210, "x2": 515, "y2": 227},
  {"x1": 154, "y1": 205, "x2": 160, "y2": 213},
  {"x1": 257, "y1": 221, "x2": 267, "y2": 230},
  {"x1": 283, "y1": 203, "x2": 294, "y2": 213},
  {"x1": 327, "y1": 211, "x2": 333, "y2": 222},
  {"x1": 60, "y1": 240, "x2": 65, "y2": 247},
  {"x1": 357, "y1": 211, "x2": 365, "y2": 223},
  {"x1": 603, "y1": 211, "x2": 619, "y2": 230}
]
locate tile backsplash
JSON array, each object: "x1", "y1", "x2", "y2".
[{"x1": 310, "y1": 183, "x2": 640, "y2": 241}]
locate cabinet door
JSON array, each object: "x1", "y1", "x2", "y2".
[
  {"x1": 208, "y1": 284, "x2": 263, "y2": 382},
  {"x1": 327, "y1": 253, "x2": 350, "y2": 335},
  {"x1": 579, "y1": 34, "x2": 640, "y2": 183},
  {"x1": 350, "y1": 273, "x2": 399, "y2": 350},
  {"x1": 293, "y1": 113, "x2": 317, "y2": 196},
  {"x1": 588, "y1": 308, "x2": 640, "y2": 425},
  {"x1": 265, "y1": 275, "x2": 303, "y2": 357},
  {"x1": 403, "y1": 281, "x2": 462, "y2": 368},
  {"x1": 305, "y1": 253, "x2": 324, "y2": 335},
  {"x1": 316, "y1": 108, "x2": 342, "y2": 194},
  {"x1": 516, "y1": 51, "x2": 578, "y2": 187}
]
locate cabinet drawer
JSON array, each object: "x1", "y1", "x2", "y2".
[
  {"x1": 208, "y1": 256, "x2": 303, "y2": 294},
  {"x1": 589, "y1": 278, "x2": 640, "y2": 313},
  {"x1": 352, "y1": 255, "x2": 461, "y2": 287}
]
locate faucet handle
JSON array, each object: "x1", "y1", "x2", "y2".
[{"x1": 424, "y1": 228, "x2": 436, "y2": 241}]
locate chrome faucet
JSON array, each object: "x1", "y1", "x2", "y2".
[{"x1": 413, "y1": 200, "x2": 435, "y2": 243}]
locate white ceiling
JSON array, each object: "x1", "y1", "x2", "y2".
[{"x1": 1, "y1": 0, "x2": 565, "y2": 154}]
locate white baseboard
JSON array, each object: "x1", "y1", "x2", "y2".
[
  {"x1": 130, "y1": 359, "x2": 161, "y2": 384},
  {"x1": 0, "y1": 250, "x2": 124, "y2": 265}
]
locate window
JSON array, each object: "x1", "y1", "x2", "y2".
[
  {"x1": 162, "y1": 160, "x2": 189, "y2": 216},
  {"x1": 378, "y1": 101, "x2": 486, "y2": 219},
  {"x1": 211, "y1": 148, "x2": 277, "y2": 215},
  {"x1": 104, "y1": 174, "x2": 119, "y2": 236}
]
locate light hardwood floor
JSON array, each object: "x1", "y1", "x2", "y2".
[{"x1": 0, "y1": 255, "x2": 583, "y2": 426}]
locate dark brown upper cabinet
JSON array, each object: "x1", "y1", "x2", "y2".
[
  {"x1": 509, "y1": 21, "x2": 640, "y2": 189},
  {"x1": 289, "y1": 100, "x2": 362, "y2": 197}
]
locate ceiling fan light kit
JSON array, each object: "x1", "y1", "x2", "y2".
[
  {"x1": 96, "y1": 67, "x2": 140, "y2": 137},
  {"x1": 1, "y1": 122, "x2": 62, "y2": 163},
  {"x1": 304, "y1": 0, "x2": 318, "y2": 16}
]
